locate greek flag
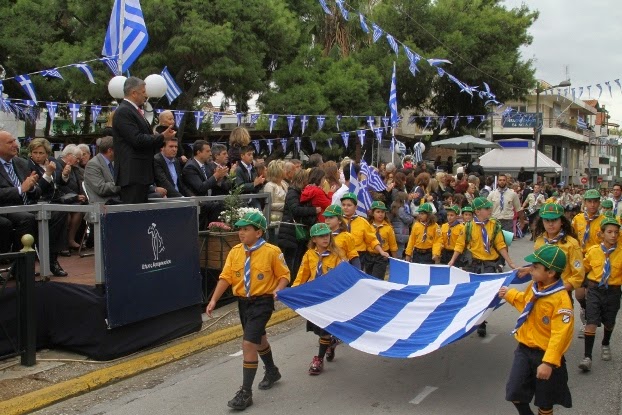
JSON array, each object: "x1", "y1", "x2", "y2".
[
  {"x1": 360, "y1": 161, "x2": 386, "y2": 192},
  {"x1": 102, "y1": 0, "x2": 149, "y2": 73},
  {"x1": 100, "y1": 56, "x2": 120, "y2": 76},
  {"x1": 15, "y1": 74, "x2": 37, "y2": 102},
  {"x1": 278, "y1": 262, "x2": 519, "y2": 358},
  {"x1": 73, "y1": 64, "x2": 96, "y2": 84},
  {"x1": 41, "y1": 69, "x2": 63, "y2": 80},
  {"x1": 577, "y1": 116, "x2": 587, "y2": 130},
  {"x1": 414, "y1": 141, "x2": 423, "y2": 163},
  {"x1": 161, "y1": 67, "x2": 182, "y2": 104},
  {"x1": 389, "y1": 62, "x2": 398, "y2": 127},
  {"x1": 349, "y1": 162, "x2": 372, "y2": 217}
]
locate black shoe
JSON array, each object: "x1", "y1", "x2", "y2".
[
  {"x1": 50, "y1": 260, "x2": 68, "y2": 277},
  {"x1": 477, "y1": 322, "x2": 487, "y2": 338},
  {"x1": 227, "y1": 387, "x2": 253, "y2": 410},
  {"x1": 257, "y1": 366, "x2": 281, "y2": 390},
  {"x1": 58, "y1": 250, "x2": 71, "y2": 257}
]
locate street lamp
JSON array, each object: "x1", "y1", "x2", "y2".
[{"x1": 533, "y1": 79, "x2": 572, "y2": 185}]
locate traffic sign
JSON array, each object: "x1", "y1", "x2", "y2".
[{"x1": 581, "y1": 177, "x2": 588, "y2": 184}]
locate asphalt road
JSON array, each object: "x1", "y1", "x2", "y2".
[{"x1": 35, "y1": 237, "x2": 622, "y2": 415}]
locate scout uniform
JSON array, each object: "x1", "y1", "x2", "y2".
[
  {"x1": 323, "y1": 204, "x2": 359, "y2": 262},
  {"x1": 218, "y1": 212, "x2": 290, "y2": 410},
  {"x1": 504, "y1": 245, "x2": 573, "y2": 412},
  {"x1": 440, "y1": 205, "x2": 464, "y2": 265},
  {"x1": 293, "y1": 223, "x2": 345, "y2": 375},
  {"x1": 405, "y1": 203, "x2": 442, "y2": 264},
  {"x1": 453, "y1": 197, "x2": 507, "y2": 274},
  {"x1": 341, "y1": 192, "x2": 381, "y2": 268},
  {"x1": 366, "y1": 201, "x2": 398, "y2": 279},
  {"x1": 533, "y1": 203, "x2": 584, "y2": 290},
  {"x1": 571, "y1": 189, "x2": 605, "y2": 253},
  {"x1": 579, "y1": 218, "x2": 622, "y2": 372}
]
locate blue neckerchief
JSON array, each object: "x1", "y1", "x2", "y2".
[
  {"x1": 243, "y1": 238, "x2": 266, "y2": 297},
  {"x1": 345, "y1": 215, "x2": 358, "y2": 232},
  {"x1": 512, "y1": 279, "x2": 566, "y2": 334},
  {"x1": 373, "y1": 223, "x2": 384, "y2": 245},
  {"x1": 473, "y1": 216, "x2": 490, "y2": 253},
  {"x1": 543, "y1": 231, "x2": 565, "y2": 245},
  {"x1": 582, "y1": 213, "x2": 597, "y2": 248},
  {"x1": 315, "y1": 250, "x2": 331, "y2": 277},
  {"x1": 600, "y1": 243, "x2": 617, "y2": 288},
  {"x1": 447, "y1": 221, "x2": 459, "y2": 245}
]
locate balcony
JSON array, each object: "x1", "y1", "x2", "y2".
[{"x1": 493, "y1": 117, "x2": 589, "y2": 143}]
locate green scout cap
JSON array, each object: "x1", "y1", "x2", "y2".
[
  {"x1": 340, "y1": 192, "x2": 358, "y2": 202},
  {"x1": 600, "y1": 217, "x2": 621, "y2": 229},
  {"x1": 447, "y1": 205, "x2": 461, "y2": 214},
  {"x1": 472, "y1": 197, "x2": 493, "y2": 210},
  {"x1": 462, "y1": 205, "x2": 474, "y2": 213},
  {"x1": 524, "y1": 245, "x2": 567, "y2": 273},
  {"x1": 310, "y1": 223, "x2": 331, "y2": 237},
  {"x1": 235, "y1": 211, "x2": 267, "y2": 232},
  {"x1": 539, "y1": 203, "x2": 564, "y2": 220},
  {"x1": 323, "y1": 204, "x2": 343, "y2": 217},
  {"x1": 603, "y1": 211, "x2": 616, "y2": 218},
  {"x1": 601, "y1": 199, "x2": 614, "y2": 209},
  {"x1": 583, "y1": 189, "x2": 601, "y2": 200},
  {"x1": 418, "y1": 203, "x2": 434, "y2": 213},
  {"x1": 370, "y1": 201, "x2": 388, "y2": 211}
]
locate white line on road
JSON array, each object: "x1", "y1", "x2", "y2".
[
  {"x1": 481, "y1": 333, "x2": 498, "y2": 344},
  {"x1": 229, "y1": 350, "x2": 243, "y2": 357},
  {"x1": 409, "y1": 386, "x2": 439, "y2": 404}
]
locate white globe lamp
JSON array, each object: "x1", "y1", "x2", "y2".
[
  {"x1": 144, "y1": 74, "x2": 168, "y2": 98},
  {"x1": 107, "y1": 76, "x2": 127, "y2": 99}
]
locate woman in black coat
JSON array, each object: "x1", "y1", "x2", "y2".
[{"x1": 278, "y1": 169, "x2": 318, "y2": 279}]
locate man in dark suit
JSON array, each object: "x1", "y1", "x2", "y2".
[
  {"x1": 84, "y1": 136, "x2": 121, "y2": 204},
  {"x1": 0, "y1": 131, "x2": 68, "y2": 276},
  {"x1": 235, "y1": 145, "x2": 265, "y2": 209},
  {"x1": 203, "y1": 143, "x2": 231, "y2": 197},
  {"x1": 112, "y1": 76, "x2": 176, "y2": 203},
  {"x1": 154, "y1": 137, "x2": 189, "y2": 198}
]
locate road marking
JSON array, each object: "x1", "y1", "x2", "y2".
[
  {"x1": 229, "y1": 350, "x2": 243, "y2": 357},
  {"x1": 481, "y1": 333, "x2": 497, "y2": 344},
  {"x1": 409, "y1": 386, "x2": 438, "y2": 404}
]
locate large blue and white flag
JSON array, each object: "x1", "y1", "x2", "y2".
[
  {"x1": 161, "y1": 67, "x2": 182, "y2": 104},
  {"x1": 278, "y1": 262, "x2": 518, "y2": 358},
  {"x1": 389, "y1": 62, "x2": 399, "y2": 127},
  {"x1": 15, "y1": 74, "x2": 38, "y2": 102},
  {"x1": 349, "y1": 162, "x2": 372, "y2": 217},
  {"x1": 361, "y1": 160, "x2": 387, "y2": 192},
  {"x1": 102, "y1": 0, "x2": 149, "y2": 73}
]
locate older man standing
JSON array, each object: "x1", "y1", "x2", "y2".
[
  {"x1": 113, "y1": 77, "x2": 176, "y2": 203},
  {"x1": 487, "y1": 173, "x2": 521, "y2": 234}
]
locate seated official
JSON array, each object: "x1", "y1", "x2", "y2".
[
  {"x1": 55, "y1": 145, "x2": 87, "y2": 251},
  {"x1": 154, "y1": 137, "x2": 188, "y2": 198},
  {"x1": 182, "y1": 140, "x2": 228, "y2": 196},
  {"x1": 204, "y1": 143, "x2": 231, "y2": 197},
  {"x1": 0, "y1": 131, "x2": 68, "y2": 276},
  {"x1": 27, "y1": 138, "x2": 58, "y2": 202},
  {"x1": 84, "y1": 136, "x2": 122, "y2": 204}
]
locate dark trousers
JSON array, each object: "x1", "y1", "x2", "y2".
[
  {"x1": 364, "y1": 253, "x2": 388, "y2": 279},
  {"x1": 0, "y1": 215, "x2": 14, "y2": 253},
  {"x1": 120, "y1": 184, "x2": 149, "y2": 204},
  {"x1": 2, "y1": 210, "x2": 67, "y2": 254}
]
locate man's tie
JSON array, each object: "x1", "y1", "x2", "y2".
[
  {"x1": 316, "y1": 251, "x2": 331, "y2": 277},
  {"x1": 4, "y1": 161, "x2": 28, "y2": 205},
  {"x1": 243, "y1": 238, "x2": 267, "y2": 297},
  {"x1": 201, "y1": 164, "x2": 207, "y2": 179},
  {"x1": 600, "y1": 243, "x2": 617, "y2": 288},
  {"x1": 473, "y1": 216, "x2": 490, "y2": 253},
  {"x1": 108, "y1": 162, "x2": 115, "y2": 177},
  {"x1": 512, "y1": 279, "x2": 566, "y2": 334}
]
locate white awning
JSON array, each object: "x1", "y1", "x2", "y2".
[{"x1": 478, "y1": 147, "x2": 562, "y2": 174}]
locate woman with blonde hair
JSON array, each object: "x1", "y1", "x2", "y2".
[
  {"x1": 263, "y1": 160, "x2": 288, "y2": 222},
  {"x1": 228, "y1": 126, "x2": 251, "y2": 167}
]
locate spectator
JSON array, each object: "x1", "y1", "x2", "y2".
[
  {"x1": 307, "y1": 153, "x2": 324, "y2": 168},
  {"x1": 155, "y1": 110, "x2": 186, "y2": 163},
  {"x1": 182, "y1": 140, "x2": 228, "y2": 196},
  {"x1": 84, "y1": 136, "x2": 121, "y2": 204},
  {"x1": 321, "y1": 161, "x2": 340, "y2": 199},
  {"x1": 153, "y1": 137, "x2": 188, "y2": 198},
  {"x1": 283, "y1": 161, "x2": 296, "y2": 185},
  {"x1": 331, "y1": 162, "x2": 356, "y2": 205},
  {"x1": 389, "y1": 191, "x2": 413, "y2": 258},
  {"x1": 234, "y1": 145, "x2": 265, "y2": 209},
  {"x1": 228, "y1": 126, "x2": 251, "y2": 168},
  {"x1": 301, "y1": 167, "x2": 332, "y2": 223},
  {"x1": 27, "y1": 138, "x2": 57, "y2": 202},
  {"x1": 55, "y1": 145, "x2": 87, "y2": 251},
  {"x1": 205, "y1": 143, "x2": 231, "y2": 197},
  {"x1": 263, "y1": 160, "x2": 287, "y2": 222}
]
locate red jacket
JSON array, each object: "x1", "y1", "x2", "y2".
[{"x1": 300, "y1": 185, "x2": 332, "y2": 223}]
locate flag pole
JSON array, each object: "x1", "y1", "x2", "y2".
[{"x1": 119, "y1": 0, "x2": 125, "y2": 74}]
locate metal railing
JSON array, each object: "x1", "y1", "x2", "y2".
[{"x1": 0, "y1": 250, "x2": 36, "y2": 366}]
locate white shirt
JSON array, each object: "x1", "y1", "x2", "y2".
[{"x1": 331, "y1": 183, "x2": 349, "y2": 205}]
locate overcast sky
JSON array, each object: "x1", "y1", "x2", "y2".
[{"x1": 503, "y1": 0, "x2": 622, "y2": 129}]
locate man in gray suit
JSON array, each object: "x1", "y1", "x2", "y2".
[{"x1": 84, "y1": 136, "x2": 121, "y2": 204}]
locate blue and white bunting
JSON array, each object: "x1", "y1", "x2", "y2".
[
  {"x1": 326, "y1": 137, "x2": 333, "y2": 149},
  {"x1": 318, "y1": 0, "x2": 332, "y2": 15},
  {"x1": 467, "y1": 115, "x2": 474, "y2": 124},
  {"x1": 22, "y1": 100, "x2": 35, "y2": 107},
  {"x1": 91, "y1": 105, "x2": 102, "y2": 124},
  {"x1": 250, "y1": 113, "x2": 260, "y2": 126},
  {"x1": 438, "y1": 116, "x2": 447, "y2": 128},
  {"x1": 335, "y1": 0, "x2": 348, "y2": 20},
  {"x1": 404, "y1": 46, "x2": 421, "y2": 77},
  {"x1": 316, "y1": 115, "x2": 326, "y2": 131},
  {"x1": 310, "y1": 140, "x2": 317, "y2": 152},
  {"x1": 341, "y1": 131, "x2": 350, "y2": 147},
  {"x1": 102, "y1": 0, "x2": 149, "y2": 73},
  {"x1": 427, "y1": 58, "x2": 452, "y2": 67},
  {"x1": 252, "y1": 140, "x2": 260, "y2": 154},
  {"x1": 374, "y1": 127, "x2": 383, "y2": 143},
  {"x1": 15, "y1": 74, "x2": 37, "y2": 102},
  {"x1": 287, "y1": 114, "x2": 296, "y2": 134},
  {"x1": 268, "y1": 114, "x2": 278, "y2": 133},
  {"x1": 161, "y1": 67, "x2": 182, "y2": 104},
  {"x1": 357, "y1": 129, "x2": 366, "y2": 146},
  {"x1": 174, "y1": 110, "x2": 184, "y2": 126},
  {"x1": 213, "y1": 112, "x2": 223, "y2": 125},
  {"x1": 236, "y1": 113, "x2": 243, "y2": 127},
  {"x1": 266, "y1": 139, "x2": 274, "y2": 154},
  {"x1": 295, "y1": 137, "x2": 301, "y2": 153},
  {"x1": 366, "y1": 115, "x2": 375, "y2": 130},
  {"x1": 359, "y1": 13, "x2": 369, "y2": 33},
  {"x1": 194, "y1": 111, "x2": 205, "y2": 130},
  {"x1": 336, "y1": 115, "x2": 342, "y2": 131},
  {"x1": 300, "y1": 115, "x2": 309, "y2": 134},
  {"x1": 372, "y1": 24, "x2": 383, "y2": 43},
  {"x1": 389, "y1": 62, "x2": 399, "y2": 127},
  {"x1": 46, "y1": 102, "x2": 58, "y2": 122},
  {"x1": 423, "y1": 116, "x2": 432, "y2": 130},
  {"x1": 41, "y1": 69, "x2": 63, "y2": 80},
  {"x1": 382, "y1": 116, "x2": 390, "y2": 128},
  {"x1": 605, "y1": 81, "x2": 612, "y2": 97},
  {"x1": 615, "y1": 79, "x2": 622, "y2": 93},
  {"x1": 68, "y1": 103, "x2": 80, "y2": 125},
  {"x1": 452, "y1": 115, "x2": 460, "y2": 130},
  {"x1": 73, "y1": 63, "x2": 96, "y2": 84},
  {"x1": 386, "y1": 34, "x2": 399, "y2": 56},
  {"x1": 280, "y1": 138, "x2": 288, "y2": 153},
  {"x1": 587, "y1": 85, "x2": 592, "y2": 97},
  {"x1": 100, "y1": 56, "x2": 120, "y2": 76}
]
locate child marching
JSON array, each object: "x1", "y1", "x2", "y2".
[
  {"x1": 323, "y1": 204, "x2": 361, "y2": 269},
  {"x1": 404, "y1": 203, "x2": 442, "y2": 264},
  {"x1": 366, "y1": 201, "x2": 397, "y2": 279},
  {"x1": 292, "y1": 223, "x2": 347, "y2": 375},
  {"x1": 440, "y1": 205, "x2": 464, "y2": 265}
]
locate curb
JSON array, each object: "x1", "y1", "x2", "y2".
[{"x1": 0, "y1": 308, "x2": 299, "y2": 415}]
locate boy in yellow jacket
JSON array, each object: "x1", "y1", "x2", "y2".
[
  {"x1": 440, "y1": 205, "x2": 464, "y2": 265},
  {"x1": 499, "y1": 245, "x2": 573, "y2": 415},
  {"x1": 404, "y1": 203, "x2": 442, "y2": 264},
  {"x1": 207, "y1": 211, "x2": 290, "y2": 411}
]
